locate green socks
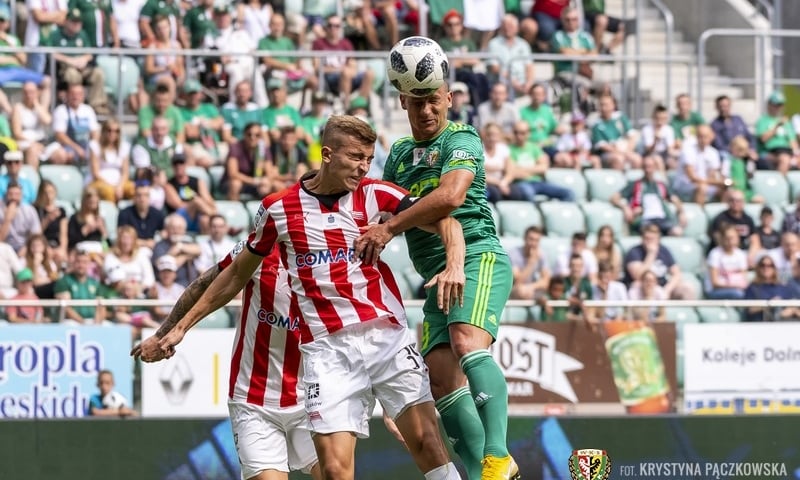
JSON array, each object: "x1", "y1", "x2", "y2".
[
  {"x1": 460, "y1": 349, "x2": 510, "y2": 458},
  {"x1": 435, "y1": 386, "x2": 485, "y2": 480}
]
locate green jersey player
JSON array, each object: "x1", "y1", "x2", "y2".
[{"x1": 355, "y1": 85, "x2": 518, "y2": 480}]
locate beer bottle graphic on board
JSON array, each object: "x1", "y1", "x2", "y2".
[{"x1": 604, "y1": 321, "x2": 671, "y2": 413}]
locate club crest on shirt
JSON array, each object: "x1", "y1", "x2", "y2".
[{"x1": 425, "y1": 148, "x2": 440, "y2": 167}]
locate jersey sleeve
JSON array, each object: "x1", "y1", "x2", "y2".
[
  {"x1": 364, "y1": 179, "x2": 411, "y2": 219},
  {"x1": 441, "y1": 129, "x2": 483, "y2": 176},
  {"x1": 246, "y1": 200, "x2": 278, "y2": 257}
]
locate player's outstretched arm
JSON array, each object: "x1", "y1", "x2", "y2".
[
  {"x1": 157, "y1": 249, "x2": 263, "y2": 358},
  {"x1": 423, "y1": 217, "x2": 465, "y2": 314},
  {"x1": 355, "y1": 169, "x2": 475, "y2": 263},
  {"x1": 131, "y1": 264, "x2": 222, "y2": 362}
]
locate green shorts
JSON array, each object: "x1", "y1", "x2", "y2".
[{"x1": 419, "y1": 251, "x2": 512, "y2": 356}]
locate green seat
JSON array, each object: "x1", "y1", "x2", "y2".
[
  {"x1": 544, "y1": 168, "x2": 587, "y2": 201},
  {"x1": 584, "y1": 168, "x2": 627, "y2": 202},
  {"x1": 680, "y1": 274, "x2": 704, "y2": 301},
  {"x1": 786, "y1": 171, "x2": 800, "y2": 202},
  {"x1": 751, "y1": 171, "x2": 790, "y2": 206},
  {"x1": 186, "y1": 166, "x2": 211, "y2": 189},
  {"x1": 703, "y1": 202, "x2": 727, "y2": 227},
  {"x1": 99, "y1": 201, "x2": 119, "y2": 243},
  {"x1": 403, "y1": 268, "x2": 425, "y2": 299},
  {"x1": 696, "y1": 306, "x2": 741, "y2": 323},
  {"x1": 665, "y1": 306, "x2": 699, "y2": 324},
  {"x1": 382, "y1": 235, "x2": 413, "y2": 273},
  {"x1": 57, "y1": 199, "x2": 76, "y2": 217},
  {"x1": 499, "y1": 235, "x2": 523, "y2": 254},
  {"x1": 245, "y1": 200, "x2": 262, "y2": 220},
  {"x1": 494, "y1": 200, "x2": 542, "y2": 237},
  {"x1": 539, "y1": 201, "x2": 585, "y2": 237},
  {"x1": 660, "y1": 236, "x2": 705, "y2": 275},
  {"x1": 679, "y1": 202, "x2": 708, "y2": 242},
  {"x1": 197, "y1": 309, "x2": 231, "y2": 328},
  {"x1": 580, "y1": 200, "x2": 625, "y2": 235},
  {"x1": 39, "y1": 164, "x2": 84, "y2": 204},
  {"x1": 96, "y1": 55, "x2": 140, "y2": 103},
  {"x1": 214, "y1": 200, "x2": 251, "y2": 234},
  {"x1": 404, "y1": 304, "x2": 425, "y2": 328},
  {"x1": 617, "y1": 236, "x2": 641, "y2": 256},
  {"x1": 538, "y1": 235, "x2": 571, "y2": 270},
  {"x1": 209, "y1": 165, "x2": 226, "y2": 198},
  {"x1": 502, "y1": 306, "x2": 536, "y2": 323},
  {"x1": 487, "y1": 202, "x2": 501, "y2": 234}
]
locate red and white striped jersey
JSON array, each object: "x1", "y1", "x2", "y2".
[
  {"x1": 220, "y1": 246, "x2": 304, "y2": 408},
  {"x1": 247, "y1": 178, "x2": 409, "y2": 344}
]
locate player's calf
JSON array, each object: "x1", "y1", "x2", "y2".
[{"x1": 395, "y1": 401, "x2": 462, "y2": 480}]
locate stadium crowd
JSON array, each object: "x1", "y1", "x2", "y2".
[{"x1": 0, "y1": 0, "x2": 798, "y2": 329}]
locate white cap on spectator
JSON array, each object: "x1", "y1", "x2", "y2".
[
  {"x1": 156, "y1": 255, "x2": 178, "y2": 272},
  {"x1": 106, "y1": 266, "x2": 127, "y2": 285},
  {"x1": 3, "y1": 150, "x2": 23, "y2": 162},
  {"x1": 450, "y1": 82, "x2": 469, "y2": 95}
]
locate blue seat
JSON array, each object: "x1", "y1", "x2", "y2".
[{"x1": 494, "y1": 201, "x2": 542, "y2": 237}]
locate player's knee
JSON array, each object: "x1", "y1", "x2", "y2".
[
  {"x1": 449, "y1": 324, "x2": 492, "y2": 359},
  {"x1": 407, "y1": 423, "x2": 448, "y2": 463},
  {"x1": 320, "y1": 458, "x2": 353, "y2": 480}
]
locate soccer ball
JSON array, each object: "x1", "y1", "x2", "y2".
[
  {"x1": 102, "y1": 392, "x2": 127, "y2": 409},
  {"x1": 387, "y1": 36, "x2": 449, "y2": 98}
]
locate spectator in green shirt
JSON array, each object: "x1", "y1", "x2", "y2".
[
  {"x1": 551, "y1": 7, "x2": 596, "y2": 91},
  {"x1": 68, "y1": 0, "x2": 118, "y2": 48},
  {"x1": 755, "y1": 91, "x2": 798, "y2": 175},
  {"x1": 183, "y1": 0, "x2": 216, "y2": 49},
  {"x1": 564, "y1": 253, "x2": 594, "y2": 320},
  {"x1": 139, "y1": 0, "x2": 185, "y2": 48},
  {"x1": 300, "y1": 92, "x2": 331, "y2": 148},
  {"x1": 257, "y1": 13, "x2": 319, "y2": 100},
  {"x1": 536, "y1": 276, "x2": 569, "y2": 322},
  {"x1": 55, "y1": 251, "x2": 105, "y2": 324},
  {"x1": 179, "y1": 80, "x2": 223, "y2": 166},
  {"x1": 138, "y1": 83, "x2": 186, "y2": 145},
  {"x1": 670, "y1": 93, "x2": 705, "y2": 142},
  {"x1": 49, "y1": 10, "x2": 110, "y2": 113},
  {"x1": 262, "y1": 78, "x2": 304, "y2": 144},
  {"x1": 508, "y1": 120, "x2": 575, "y2": 202},
  {"x1": 519, "y1": 83, "x2": 563, "y2": 153},
  {"x1": 221, "y1": 80, "x2": 263, "y2": 145},
  {"x1": 591, "y1": 93, "x2": 642, "y2": 170}
]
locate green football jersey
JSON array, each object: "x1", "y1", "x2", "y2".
[{"x1": 383, "y1": 121, "x2": 504, "y2": 280}]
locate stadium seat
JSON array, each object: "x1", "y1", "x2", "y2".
[
  {"x1": 539, "y1": 201, "x2": 585, "y2": 237},
  {"x1": 538, "y1": 235, "x2": 571, "y2": 270},
  {"x1": 502, "y1": 306, "x2": 536, "y2": 323},
  {"x1": 197, "y1": 309, "x2": 231, "y2": 328},
  {"x1": 245, "y1": 200, "x2": 262, "y2": 221},
  {"x1": 680, "y1": 274, "x2": 704, "y2": 301},
  {"x1": 404, "y1": 304, "x2": 425, "y2": 328},
  {"x1": 786, "y1": 171, "x2": 800, "y2": 202},
  {"x1": 617, "y1": 236, "x2": 641, "y2": 256},
  {"x1": 679, "y1": 202, "x2": 708, "y2": 242},
  {"x1": 403, "y1": 268, "x2": 425, "y2": 299},
  {"x1": 214, "y1": 201, "x2": 251, "y2": 234},
  {"x1": 751, "y1": 171, "x2": 790, "y2": 206},
  {"x1": 209, "y1": 165, "x2": 226, "y2": 198},
  {"x1": 1, "y1": 164, "x2": 41, "y2": 193},
  {"x1": 56, "y1": 199, "x2": 75, "y2": 217},
  {"x1": 186, "y1": 166, "x2": 211, "y2": 189},
  {"x1": 382, "y1": 235, "x2": 414, "y2": 273},
  {"x1": 660, "y1": 236, "x2": 705, "y2": 275},
  {"x1": 96, "y1": 55, "x2": 140, "y2": 104},
  {"x1": 584, "y1": 168, "x2": 627, "y2": 202},
  {"x1": 744, "y1": 203, "x2": 783, "y2": 231},
  {"x1": 39, "y1": 164, "x2": 84, "y2": 204},
  {"x1": 487, "y1": 202, "x2": 501, "y2": 234},
  {"x1": 625, "y1": 169, "x2": 643, "y2": 182},
  {"x1": 494, "y1": 201, "x2": 542, "y2": 237},
  {"x1": 703, "y1": 202, "x2": 727, "y2": 226},
  {"x1": 499, "y1": 235, "x2": 523, "y2": 254},
  {"x1": 696, "y1": 306, "x2": 742, "y2": 323},
  {"x1": 580, "y1": 200, "x2": 625, "y2": 235},
  {"x1": 544, "y1": 168, "x2": 587, "y2": 201},
  {"x1": 665, "y1": 306, "x2": 700, "y2": 325},
  {"x1": 99, "y1": 201, "x2": 119, "y2": 243}
]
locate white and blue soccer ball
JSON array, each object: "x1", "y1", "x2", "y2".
[{"x1": 387, "y1": 36, "x2": 450, "y2": 97}]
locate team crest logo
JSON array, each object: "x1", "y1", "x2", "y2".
[
  {"x1": 568, "y1": 449, "x2": 611, "y2": 480},
  {"x1": 425, "y1": 148, "x2": 440, "y2": 167}
]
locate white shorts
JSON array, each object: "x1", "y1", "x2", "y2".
[
  {"x1": 228, "y1": 401, "x2": 317, "y2": 479},
  {"x1": 300, "y1": 318, "x2": 433, "y2": 438}
]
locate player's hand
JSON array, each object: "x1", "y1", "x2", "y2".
[
  {"x1": 132, "y1": 335, "x2": 169, "y2": 363},
  {"x1": 424, "y1": 266, "x2": 465, "y2": 315},
  {"x1": 354, "y1": 223, "x2": 394, "y2": 265},
  {"x1": 382, "y1": 410, "x2": 408, "y2": 451},
  {"x1": 157, "y1": 327, "x2": 186, "y2": 358}
]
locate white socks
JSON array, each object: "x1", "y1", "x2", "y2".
[{"x1": 424, "y1": 462, "x2": 462, "y2": 480}]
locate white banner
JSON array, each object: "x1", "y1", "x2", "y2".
[
  {"x1": 684, "y1": 322, "x2": 800, "y2": 394},
  {"x1": 141, "y1": 328, "x2": 235, "y2": 417}
]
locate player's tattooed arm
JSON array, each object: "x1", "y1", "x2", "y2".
[{"x1": 155, "y1": 265, "x2": 221, "y2": 339}]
